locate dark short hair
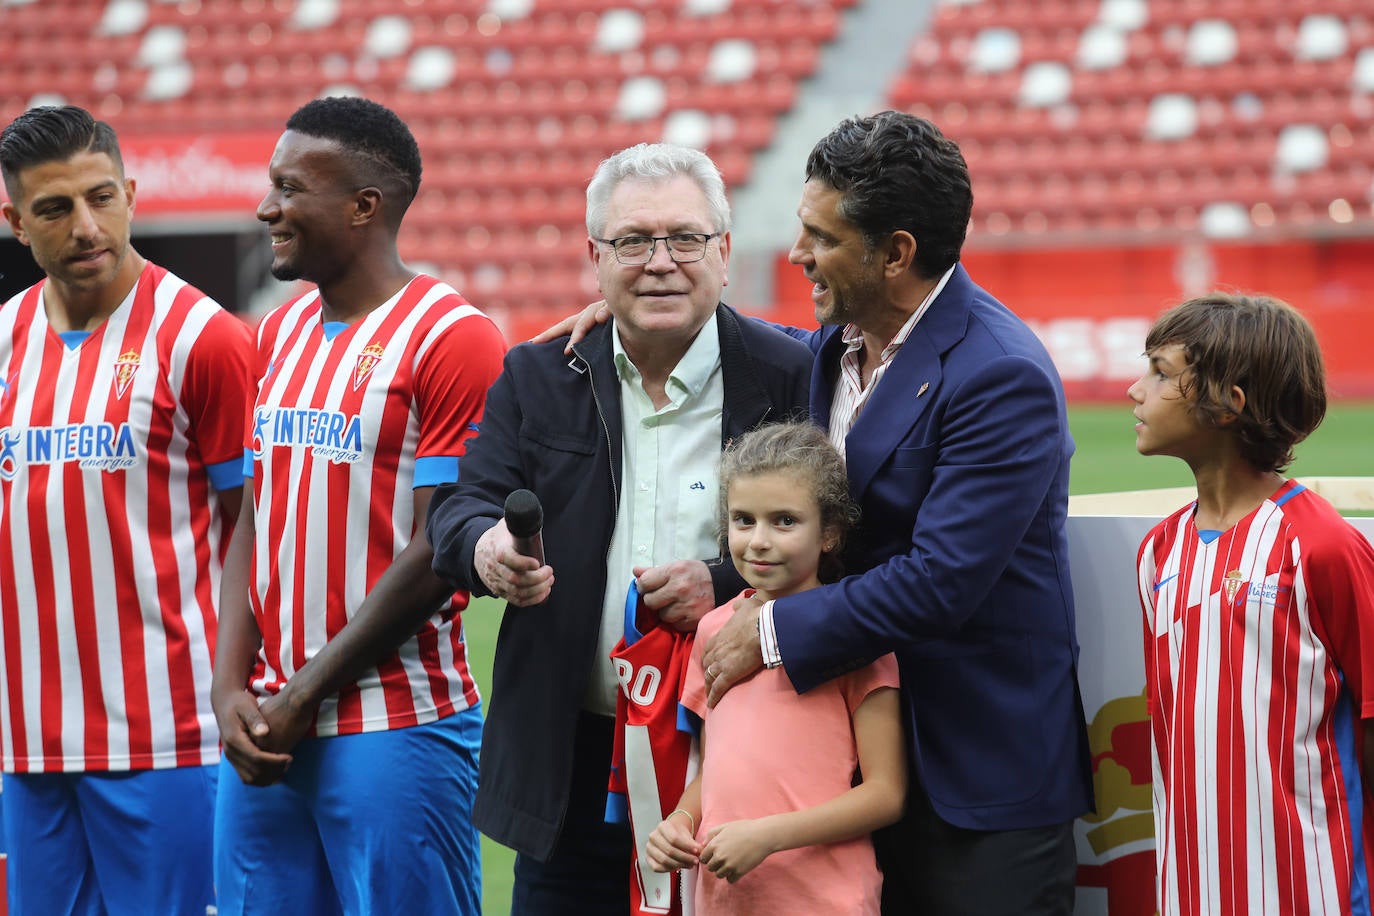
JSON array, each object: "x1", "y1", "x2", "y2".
[
  {"x1": 285, "y1": 96, "x2": 422, "y2": 210},
  {"x1": 1145, "y1": 292, "x2": 1327, "y2": 473},
  {"x1": 805, "y1": 110, "x2": 972, "y2": 279},
  {"x1": 1, "y1": 106, "x2": 124, "y2": 202}
]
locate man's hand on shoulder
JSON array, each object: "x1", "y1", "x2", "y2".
[
  {"x1": 528, "y1": 300, "x2": 612, "y2": 354},
  {"x1": 634, "y1": 560, "x2": 714, "y2": 633},
  {"x1": 701, "y1": 591, "x2": 765, "y2": 707},
  {"x1": 476, "y1": 520, "x2": 554, "y2": 606}
]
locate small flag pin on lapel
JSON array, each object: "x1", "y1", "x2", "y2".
[{"x1": 917, "y1": 382, "x2": 930, "y2": 397}]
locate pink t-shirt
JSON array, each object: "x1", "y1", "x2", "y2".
[{"x1": 682, "y1": 592, "x2": 900, "y2": 915}]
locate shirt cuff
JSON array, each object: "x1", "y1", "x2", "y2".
[{"x1": 758, "y1": 599, "x2": 782, "y2": 668}]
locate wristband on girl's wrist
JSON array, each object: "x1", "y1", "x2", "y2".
[{"x1": 668, "y1": 807, "x2": 696, "y2": 834}]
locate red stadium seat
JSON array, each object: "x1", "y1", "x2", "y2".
[
  {"x1": 5, "y1": 0, "x2": 1368, "y2": 299},
  {"x1": 886, "y1": 0, "x2": 1374, "y2": 240},
  {"x1": 0, "y1": 0, "x2": 836, "y2": 315}
]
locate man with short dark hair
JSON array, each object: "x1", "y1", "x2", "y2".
[
  {"x1": 702, "y1": 110, "x2": 1095, "y2": 915},
  {"x1": 211, "y1": 96, "x2": 506, "y2": 915},
  {"x1": 0, "y1": 104, "x2": 253, "y2": 915}
]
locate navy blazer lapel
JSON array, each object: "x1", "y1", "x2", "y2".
[
  {"x1": 842, "y1": 265, "x2": 976, "y2": 500},
  {"x1": 808, "y1": 326, "x2": 845, "y2": 428}
]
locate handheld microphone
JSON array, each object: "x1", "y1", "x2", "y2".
[{"x1": 504, "y1": 488, "x2": 545, "y2": 566}]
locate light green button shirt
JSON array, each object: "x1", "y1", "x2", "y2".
[{"x1": 585, "y1": 312, "x2": 724, "y2": 715}]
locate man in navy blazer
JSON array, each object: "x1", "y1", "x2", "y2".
[{"x1": 702, "y1": 111, "x2": 1094, "y2": 914}]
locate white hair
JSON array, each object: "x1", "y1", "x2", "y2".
[{"x1": 584, "y1": 143, "x2": 731, "y2": 238}]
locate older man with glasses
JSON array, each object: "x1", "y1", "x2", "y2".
[
  {"x1": 427, "y1": 142, "x2": 813, "y2": 915},
  {"x1": 593, "y1": 232, "x2": 720, "y2": 263}
]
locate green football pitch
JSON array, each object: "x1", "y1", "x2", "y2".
[{"x1": 462, "y1": 401, "x2": 1374, "y2": 914}]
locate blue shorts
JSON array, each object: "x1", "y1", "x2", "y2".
[
  {"x1": 214, "y1": 706, "x2": 482, "y2": 916},
  {"x1": 2, "y1": 765, "x2": 217, "y2": 916}
]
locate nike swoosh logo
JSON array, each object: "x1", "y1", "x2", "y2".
[{"x1": 1153, "y1": 573, "x2": 1179, "y2": 593}]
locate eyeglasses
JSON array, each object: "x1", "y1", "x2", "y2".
[{"x1": 594, "y1": 233, "x2": 719, "y2": 265}]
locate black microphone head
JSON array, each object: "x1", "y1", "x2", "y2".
[{"x1": 504, "y1": 488, "x2": 543, "y2": 538}]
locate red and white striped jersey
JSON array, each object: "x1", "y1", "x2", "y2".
[
  {"x1": 1138, "y1": 479, "x2": 1374, "y2": 916},
  {"x1": 246, "y1": 275, "x2": 505, "y2": 736},
  {"x1": 607, "y1": 582, "x2": 699, "y2": 916},
  {"x1": 0, "y1": 263, "x2": 254, "y2": 773}
]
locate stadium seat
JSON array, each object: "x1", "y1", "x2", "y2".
[
  {"x1": 888, "y1": 0, "x2": 1374, "y2": 240},
  {"x1": 6, "y1": 0, "x2": 1369, "y2": 307}
]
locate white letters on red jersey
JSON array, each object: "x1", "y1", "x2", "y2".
[
  {"x1": 607, "y1": 582, "x2": 699, "y2": 916},
  {"x1": 1138, "y1": 480, "x2": 1374, "y2": 916},
  {"x1": 0, "y1": 263, "x2": 254, "y2": 773},
  {"x1": 246, "y1": 275, "x2": 505, "y2": 736}
]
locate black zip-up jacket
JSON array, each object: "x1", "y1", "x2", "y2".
[{"x1": 427, "y1": 304, "x2": 812, "y2": 860}]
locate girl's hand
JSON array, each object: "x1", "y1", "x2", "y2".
[
  {"x1": 699, "y1": 819, "x2": 778, "y2": 883},
  {"x1": 646, "y1": 813, "x2": 701, "y2": 873}
]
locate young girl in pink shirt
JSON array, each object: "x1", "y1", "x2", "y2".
[{"x1": 645, "y1": 422, "x2": 906, "y2": 914}]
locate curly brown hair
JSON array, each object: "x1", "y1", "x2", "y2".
[{"x1": 717, "y1": 421, "x2": 859, "y2": 584}]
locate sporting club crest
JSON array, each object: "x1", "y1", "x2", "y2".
[
  {"x1": 353, "y1": 341, "x2": 385, "y2": 391},
  {"x1": 1222, "y1": 569, "x2": 1245, "y2": 603},
  {"x1": 113, "y1": 350, "x2": 141, "y2": 399}
]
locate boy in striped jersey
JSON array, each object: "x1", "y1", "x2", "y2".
[
  {"x1": 1131, "y1": 293, "x2": 1374, "y2": 916},
  {"x1": 0, "y1": 106, "x2": 254, "y2": 914},
  {"x1": 210, "y1": 97, "x2": 505, "y2": 914}
]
